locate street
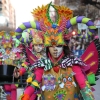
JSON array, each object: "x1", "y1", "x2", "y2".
[{"x1": 93, "y1": 75, "x2": 100, "y2": 100}]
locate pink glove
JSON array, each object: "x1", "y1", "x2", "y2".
[{"x1": 72, "y1": 65, "x2": 86, "y2": 89}]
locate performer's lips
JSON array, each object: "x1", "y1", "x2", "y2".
[{"x1": 53, "y1": 52, "x2": 57, "y2": 55}]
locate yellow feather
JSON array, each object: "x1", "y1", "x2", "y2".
[
  {"x1": 90, "y1": 62, "x2": 96, "y2": 67},
  {"x1": 84, "y1": 52, "x2": 94, "y2": 62}
]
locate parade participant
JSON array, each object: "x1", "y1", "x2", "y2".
[
  {"x1": 30, "y1": 29, "x2": 45, "y2": 59},
  {"x1": 15, "y1": 2, "x2": 98, "y2": 100},
  {"x1": 0, "y1": 31, "x2": 23, "y2": 100},
  {"x1": 15, "y1": 29, "x2": 45, "y2": 100}
]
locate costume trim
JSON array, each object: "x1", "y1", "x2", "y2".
[{"x1": 31, "y1": 57, "x2": 87, "y2": 71}]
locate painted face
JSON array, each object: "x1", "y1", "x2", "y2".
[
  {"x1": 33, "y1": 44, "x2": 44, "y2": 53},
  {"x1": 49, "y1": 46, "x2": 63, "y2": 58}
]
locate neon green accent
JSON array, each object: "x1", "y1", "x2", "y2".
[
  {"x1": 87, "y1": 73, "x2": 96, "y2": 85},
  {"x1": 88, "y1": 31, "x2": 92, "y2": 36},
  {"x1": 82, "y1": 18, "x2": 91, "y2": 24},
  {"x1": 30, "y1": 21, "x2": 36, "y2": 28},
  {"x1": 57, "y1": 33, "x2": 65, "y2": 45},
  {"x1": 80, "y1": 85, "x2": 94, "y2": 100},
  {"x1": 85, "y1": 33, "x2": 88, "y2": 38},
  {"x1": 15, "y1": 84, "x2": 19, "y2": 87},
  {"x1": 88, "y1": 26, "x2": 96, "y2": 29},
  {"x1": 70, "y1": 16, "x2": 77, "y2": 25},
  {"x1": 19, "y1": 24, "x2": 26, "y2": 30},
  {"x1": 78, "y1": 30, "x2": 81, "y2": 34},
  {"x1": 15, "y1": 32, "x2": 20, "y2": 36},
  {"x1": 19, "y1": 37, "x2": 23, "y2": 41}
]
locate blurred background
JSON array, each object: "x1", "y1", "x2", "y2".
[{"x1": 0, "y1": 0, "x2": 100, "y2": 28}]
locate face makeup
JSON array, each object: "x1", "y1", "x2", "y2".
[
  {"x1": 34, "y1": 44, "x2": 43, "y2": 53},
  {"x1": 49, "y1": 46, "x2": 63, "y2": 58}
]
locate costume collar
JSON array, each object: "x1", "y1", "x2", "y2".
[{"x1": 31, "y1": 56, "x2": 88, "y2": 71}]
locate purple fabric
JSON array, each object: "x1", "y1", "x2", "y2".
[
  {"x1": 78, "y1": 34, "x2": 81, "y2": 36},
  {"x1": 23, "y1": 22, "x2": 31, "y2": 28},
  {"x1": 66, "y1": 20, "x2": 71, "y2": 29},
  {"x1": 87, "y1": 32, "x2": 90, "y2": 38},
  {"x1": 30, "y1": 30, "x2": 32, "y2": 35},
  {"x1": 26, "y1": 39, "x2": 28, "y2": 43},
  {"x1": 91, "y1": 87, "x2": 95, "y2": 91},
  {"x1": 86, "y1": 20, "x2": 94, "y2": 26},
  {"x1": 36, "y1": 21, "x2": 41, "y2": 30},
  {"x1": 77, "y1": 16, "x2": 85, "y2": 23},
  {"x1": 16, "y1": 27, "x2": 23, "y2": 33},
  {"x1": 83, "y1": 35, "x2": 86, "y2": 39},
  {"x1": 81, "y1": 64, "x2": 90, "y2": 72},
  {"x1": 89, "y1": 29, "x2": 95, "y2": 33},
  {"x1": 21, "y1": 38, "x2": 24, "y2": 43},
  {"x1": 16, "y1": 35, "x2": 21, "y2": 39}
]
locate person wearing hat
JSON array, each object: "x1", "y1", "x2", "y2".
[
  {"x1": 15, "y1": 29, "x2": 46, "y2": 100},
  {"x1": 15, "y1": 3, "x2": 95, "y2": 100}
]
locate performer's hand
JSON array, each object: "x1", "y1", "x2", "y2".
[{"x1": 14, "y1": 68, "x2": 20, "y2": 78}]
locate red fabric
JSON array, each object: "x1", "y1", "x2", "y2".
[
  {"x1": 3, "y1": 84, "x2": 17, "y2": 100},
  {"x1": 34, "y1": 67, "x2": 44, "y2": 82},
  {"x1": 19, "y1": 67, "x2": 26, "y2": 76},
  {"x1": 72, "y1": 65, "x2": 86, "y2": 89},
  {"x1": 30, "y1": 93, "x2": 37, "y2": 100},
  {"x1": 25, "y1": 47, "x2": 38, "y2": 65},
  {"x1": 11, "y1": 84, "x2": 17, "y2": 100},
  {"x1": 81, "y1": 41, "x2": 99, "y2": 74},
  {"x1": 4, "y1": 84, "x2": 11, "y2": 91},
  {"x1": 24, "y1": 68, "x2": 44, "y2": 99},
  {"x1": 22, "y1": 94, "x2": 30, "y2": 100}
]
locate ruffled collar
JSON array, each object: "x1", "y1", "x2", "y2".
[{"x1": 31, "y1": 56, "x2": 89, "y2": 71}]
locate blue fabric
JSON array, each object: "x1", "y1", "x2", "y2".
[
  {"x1": 73, "y1": 50, "x2": 85, "y2": 58},
  {"x1": 6, "y1": 91, "x2": 11, "y2": 95}
]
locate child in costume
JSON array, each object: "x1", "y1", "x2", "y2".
[
  {"x1": 15, "y1": 29, "x2": 46, "y2": 100},
  {"x1": 15, "y1": 3, "x2": 98, "y2": 100},
  {"x1": 0, "y1": 31, "x2": 23, "y2": 100},
  {"x1": 30, "y1": 29, "x2": 46, "y2": 59}
]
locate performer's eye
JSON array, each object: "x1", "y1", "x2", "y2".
[
  {"x1": 63, "y1": 78, "x2": 67, "y2": 82},
  {"x1": 68, "y1": 77, "x2": 72, "y2": 82}
]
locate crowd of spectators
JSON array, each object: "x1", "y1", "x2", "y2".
[{"x1": 69, "y1": 32, "x2": 98, "y2": 57}]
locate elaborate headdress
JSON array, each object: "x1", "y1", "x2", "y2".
[
  {"x1": 15, "y1": 28, "x2": 43, "y2": 45},
  {"x1": 15, "y1": 2, "x2": 96, "y2": 46},
  {"x1": 0, "y1": 31, "x2": 15, "y2": 48},
  {"x1": 31, "y1": 29, "x2": 43, "y2": 45},
  {"x1": 0, "y1": 31, "x2": 22, "y2": 66}
]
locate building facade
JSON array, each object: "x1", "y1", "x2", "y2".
[
  {"x1": 0, "y1": 0, "x2": 16, "y2": 29},
  {"x1": 54, "y1": 0, "x2": 81, "y2": 10},
  {"x1": 54, "y1": 0, "x2": 100, "y2": 21}
]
